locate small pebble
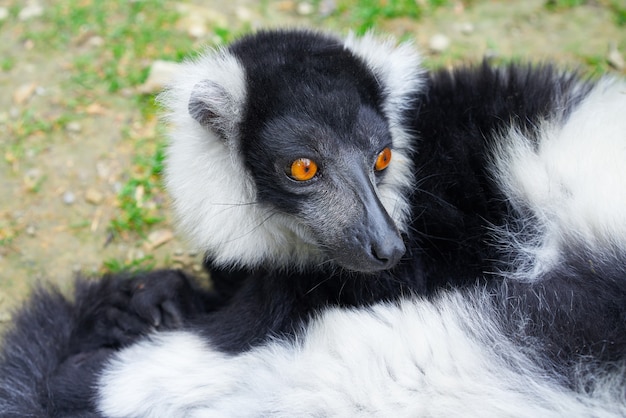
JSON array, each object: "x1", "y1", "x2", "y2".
[
  {"x1": 86, "y1": 36, "x2": 104, "y2": 48},
  {"x1": 62, "y1": 191, "x2": 75, "y2": 205},
  {"x1": 144, "y1": 229, "x2": 174, "y2": 250},
  {"x1": 18, "y1": 4, "x2": 43, "y2": 21},
  {"x1": 318, "y1": 0, "x2": 336, "y2": 17},
  {"x1": 26, "y1": 225, "x2": 36, "y2": 236},
  {"x1": 137, "y1": 60, "x2": 182, "y2": 94},
  {"x1": 188, "y1": 24, "x2": 207, "y2": 39},
  {"x1": 236, "y1": 6, "x2": 252, "y2": 22},
  {"x1": 429, "y1": 34, "x2": 450, "y2": 53},
  {"x1": 66, "y1": 121, "x2": 82, "y2": 133},
  {"x1": 459, "y1": 22, "x2": 474, "y2": 35},
  {"x1": 96, "y1": 161, "x2": 111, "y2": 180},
  {"x1": 297, "y1": 2, "x2": 314, "y2": 15},
  {"x1": 13, "y1": 82, "x2": 37, "y2": 105},
  {"x1": 132, "y1": 249, "x2": 146, "y2": 260},
  {"x1": 23, "y1": 168, "x2": 43, "y2": 190},
  {"x1": 112, "y1": 182, "x2": 122, "y2": 194},
  {"x1": 85, "y1": 188, "x2": 104, "y2": 205},
  {"x1": 607, "y1": 42, "x2": 625, "y2": 71},
  {"x1": 25, "y1": 168, "x2": 42, "y2": 179}
]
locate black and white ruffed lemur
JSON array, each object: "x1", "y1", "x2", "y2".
[{"x1": 1, "y1": 30, "x2": 625, "y2": 417}]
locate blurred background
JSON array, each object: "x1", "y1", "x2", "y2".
[{"x1": 0, "y1": 0, "x2": 624, "y2": 328}]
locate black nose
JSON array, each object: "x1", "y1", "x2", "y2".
[{"x1": 371, "y1": 234, "x2": 406, "y2": 268}]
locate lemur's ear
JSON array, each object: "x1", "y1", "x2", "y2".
[{"x1": 188, "y1": 80, "x2": 240, "y2": 141}]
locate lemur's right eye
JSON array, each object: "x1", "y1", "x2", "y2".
[
  {"x1": 375, "y1": 147, "x2": 392, "y2": 172},
  {"x1": 289, "y1": 158, "x2": 318, "y2": 181}
]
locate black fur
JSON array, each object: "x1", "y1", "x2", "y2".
[
  {"x1": 406, "y1": 62, "x2": 593, "y2": 290},
  {"x1": 0, "y1": 30, "x2": 624, "y2": 415},
  {"x1": 0, "y1": 270, "x2": 215, "y2": 416},
  {"x1": 193, "y1": 62, "x2": 624, "y2": 363}
]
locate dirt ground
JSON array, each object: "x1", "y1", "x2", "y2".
[{"x1": 1, "y1": 0, "x2": 625, "y2": 331}]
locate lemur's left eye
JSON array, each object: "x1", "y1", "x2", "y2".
[
  {"x1": 375, "y1": 147, "x2": 392, "y2": 172},
  {"x1": 289, "y1": 158, "x2": 318, "y2": 181}
]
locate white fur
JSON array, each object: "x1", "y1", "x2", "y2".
[
  {"x1": 98, "y1": 292, "x2": 626, "y2": 417},
  {"x1": 492, "y1": 77, "x2": 626, "y2": 280},
  {"x1": 161, "y1": 45, "x2": 323, "y2": 270},
  {"x1": 161, "y1": 32, "x2": 423, "y2": 270}
]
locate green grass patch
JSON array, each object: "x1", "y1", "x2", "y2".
[
  {"x1": 0, "y1": 219, "x2": 20, "y2": 248},
  {"x1": 608, "y1": 0, "x2": 626, "y2": 26},
  {"x1": 3, "y1": 109, "x2": 78, "y2": 167},
  {"x1": 9, "y1": 109, "x2": 57, "y2": 139},
  {"x1": 102, "y1": 254, "x2": 156, "y2": 274},
  {"x1": 545, "y1": 0, "x2": 586, "y2": 9},
  {"x1": 69, "y1": 220, "x2": 92, "y2": 229},
  {"x1": 580, "y1": 54, "x2": 614, "y2": 77},
  {"x1": 109, "y1": 137, "x2": 166, "y2": 237},
  {"x1": 1, "y1": 56, "x2": 15, "y2": 71},
  {"x1": 28, "y1": 0, "x2": 196, "y2": 94},
  {"x1": 336, "y1": 0, "x2": 448, "y2": 34}
]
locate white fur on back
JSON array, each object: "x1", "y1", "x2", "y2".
[
  {"x1": 98, "y1": 292, "x2": 625, "y2": 417},
  {"x1": 161, "y1": 32, "x2": 424, "y2": 270},
  {"x1": 492, "y1": 77, "x2": 626, "y2": 280}
]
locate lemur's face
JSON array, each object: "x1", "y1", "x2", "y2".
[
  {"x1": 167, "y1": 31, "x2": 420, "y2": 271},
  {"x1": 242, "y1": 100, "x2": 405, "y2": 272}
]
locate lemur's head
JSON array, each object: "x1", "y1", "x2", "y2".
[{"x1": 162, "y1": 30, "x2": 423, "y2": 272}]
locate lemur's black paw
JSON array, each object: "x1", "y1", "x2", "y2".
[
  {"x1": 72, "y1": 270, "x2": 202, "y2": 350},
  {"x1": 127, "y1": 269, "x2": 200, "y2": 329}
]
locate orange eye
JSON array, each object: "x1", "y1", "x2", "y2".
[
  {"x1": 375, "y1": 147, "x2": 392, "y2": 171},
  {"x1": 290, "y1": 158, "x2": 318, "y2": 181}
]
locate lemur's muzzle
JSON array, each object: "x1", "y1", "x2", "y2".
[{"x1": 332, "y1": 165, "x2": 406, "y2": 272}]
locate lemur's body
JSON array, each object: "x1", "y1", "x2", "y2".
[{"x1": 1, "y1": 30, "x2": 625, "y2": 416}]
